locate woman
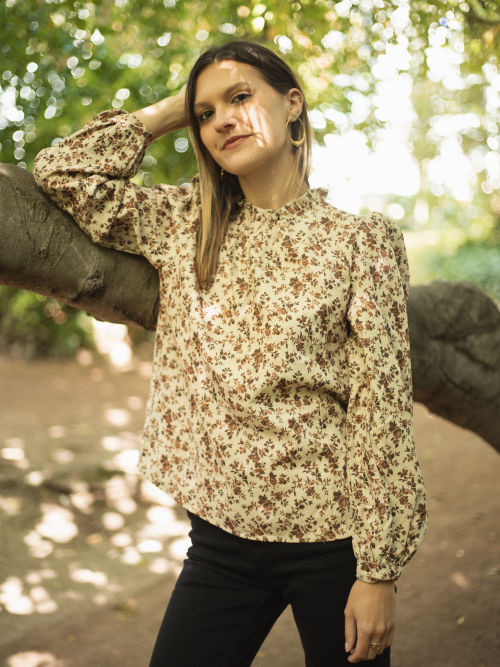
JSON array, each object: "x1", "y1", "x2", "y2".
[{"x1": 34, "y1": 40, "x2": 427, "y2": 666}]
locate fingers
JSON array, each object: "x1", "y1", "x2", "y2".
[
  {"x1": 347, "y1": 632, "x2": 393, "y2": 663},
  {"x1": 347, "y1": 632, "x2": 386, "y2": 663},
  {"x1": 347, "y1": 628, "x2": 377, "y2": 663},
  {"x1": 367, "y1": 638, "x2": 385, "y2": 660},
  {"x1": 344, "y1": 611, "x2": 357, "y2": 654},
  {"x1": 346, "y1": 621, "x2": 394, "y2": 663},
  {"x1": 344, "y1": 579, "x2": 396, "y2": 662}
]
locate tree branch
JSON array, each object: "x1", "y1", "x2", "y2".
[
  {"x1": 0, "y1": 163, "x2": 159, "y2": 330},
  {"x1": 1, "y1": 164, "x2": 499, "y2": 451},
  {"x1": 409, "y1": 281, "x2": 500, "y2": 452}
]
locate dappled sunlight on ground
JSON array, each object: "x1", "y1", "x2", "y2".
[
  {"x1": 6, "y1": 651, "x2": 64, "y2": 667},
  {"x1": 1, "y1": 351, "x2": 499, "y2": 666},
  {"x1": 0, "y1": 348, "x2": 190, "y2": 657},
  {"x1": 0, "y1": 575, "x2": 57, "y2": 615},
  {"x1": 36, "y1": 505, "x2": 79, "y2": 543}
]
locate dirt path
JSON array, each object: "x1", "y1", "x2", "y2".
[{"x1": 0, "y1": 353, "x2": 499, "y2": 666}]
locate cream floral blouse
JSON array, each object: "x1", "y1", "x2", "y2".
[{"x1": 33, "y1": 109, "x2": 427, "y2": 583}]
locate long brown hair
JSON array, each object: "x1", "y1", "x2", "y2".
[{"x1": 185, "y1": 40, "x2": 313, "y2": 289}]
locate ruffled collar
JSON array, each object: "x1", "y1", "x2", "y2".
[{"x1": 239, "y1": 187, "x2": 329, "y2": 217}]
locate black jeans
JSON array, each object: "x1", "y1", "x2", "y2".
[{"x1": 149, "y1": 511, "x2": 392, "y2": 666}]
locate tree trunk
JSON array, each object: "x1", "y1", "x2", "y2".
[
  {"x1": 0, "y1": 163, "x2": 159, "y2": 330},
  {"x1": 1, "y1": 163, "x2": 499, "y2": 452},
  {"x1": 408, "y1": 282, "x2": 500, "y2": 451}
]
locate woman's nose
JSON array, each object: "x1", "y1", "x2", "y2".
[{"x1": 213, "y1": 109, "x2": 236, "y2": 131}]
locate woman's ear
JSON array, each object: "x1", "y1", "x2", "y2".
[{"x1": 287, "y1": 88, "x2": 304, "y2": 118}]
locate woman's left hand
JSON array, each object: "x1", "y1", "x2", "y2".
[{"x1": 344, "y1": 579, "x2": 396, "y2": 663}]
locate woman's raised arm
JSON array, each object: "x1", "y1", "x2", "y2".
[
  {"x1": 132, "y1": 84, "x2": 188, "y2": 138},
  {"x1": 33, "y1": 86, "x2": 195, "y2": 268}
]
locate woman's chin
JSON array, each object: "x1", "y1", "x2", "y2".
[{"x1": 221, "y1": 157, "x2": 269, "y2": 179}]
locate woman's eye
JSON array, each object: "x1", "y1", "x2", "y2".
[
  {"x1": 198, "y1": 92, "x2": 251, "y2": 123},
  {"x1": 233, "y1": 92, "x2": 250, "y2": 103}
]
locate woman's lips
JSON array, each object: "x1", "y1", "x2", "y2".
[{"x1": 223, "y1": 135, "x2": 250, "y2": 149}]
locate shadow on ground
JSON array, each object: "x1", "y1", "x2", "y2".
[{"x1": 0, "y1": 352, "x2": 499, "y2": 666}]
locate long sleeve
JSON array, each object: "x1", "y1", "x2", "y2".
[
  {"x1": 345, "y1": 212, "x2": 427, "y2": 583},
  {"x1": 33, "y1": 109, "x2": 197, "y2": 267}
]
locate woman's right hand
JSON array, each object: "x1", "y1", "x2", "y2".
[
  {"x1": 132, "y1": 83, "x2": 190, "y2": 139},
  {"x1": 344, "y1": 579, "x2": 396, "y2": 663}
]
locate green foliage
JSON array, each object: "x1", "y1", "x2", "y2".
[
  {"x1": 0, "y1": 287, "x2": 95, "y2": 359},
  {"x1": 0, "y1": 1, "x2": 498, "y2": 356},
  {"x1": 1, "y1": 0, "x2": 497, "y2": 178},
  {"x1": 408, "y1": 186, "x2": 500, "y2": 300},
  {"x1": 416, "y1": 234, "x2": 500, "y2": 301},
  {"x1": 1, "y1": 0, "x2": 498, "y2": 203}
]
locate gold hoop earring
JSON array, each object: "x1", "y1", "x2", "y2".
[
  {"x1": 220, "y1": 167, "x2": 224, "y2": 179},
  {"x1": 286, "y1": 116, "x2": 305, "y2": 147}
]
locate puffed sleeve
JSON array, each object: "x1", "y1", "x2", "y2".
[
  {"x1": 33, "y1": 109, "x2": 199, "y2": 268},
  {"x1": 345, "y1": 212, "x2": 428, "y2": 583}
]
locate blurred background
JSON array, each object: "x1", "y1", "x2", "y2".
[
  {"x1": 0, "y1": 0, "x2": 499, "y2": 361},
  {"x1": 0, "y1": 2, "x2": 499, "y2": 666}
]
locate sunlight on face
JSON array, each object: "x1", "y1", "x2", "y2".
[{"x1": 194, "y1": 60, "x2": 294, "y2": 176}]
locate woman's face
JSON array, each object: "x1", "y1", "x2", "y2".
[{"x1": 193, "y1": 59, "x2": 302, "y2": 177}]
